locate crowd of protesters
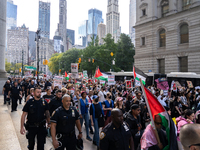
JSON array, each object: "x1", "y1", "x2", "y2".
[{"x1": 2, "y1": 76, "x2": 200, "y2": 150}]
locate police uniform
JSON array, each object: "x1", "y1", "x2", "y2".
[
  {"x1": 10, "y1": 85, "x2": 22, "y2": 111},
  {"x1": 22, "y1": 98, "x2": 49, "y2": 150},
  {"x1": 23, "y1": 81, "x2": 29, "y2": 100},
  {"x1": 18, "y1": 82, "x2": 23, "y2": 104},
  {"x1": 100, "y1": 122, "x2": 132, "y2": 150},
  {"x1": 50, "y1": 106, "x2": 79, "y2": 150},
  {"x1": 3, "y1": 82, "x2": 11, "y2": 104}
]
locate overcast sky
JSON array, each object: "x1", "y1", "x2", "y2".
[{"x1": 13, "y1": 0, "x2": 130, "y2": 44}]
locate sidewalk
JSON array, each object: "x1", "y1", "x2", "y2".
[{"x1": 0, "y1": 96, "x2": 97, "y2": 150}]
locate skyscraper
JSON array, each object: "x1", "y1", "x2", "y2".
[
  {"x1": 58, "y1": 0, "x2": 67, "y2": 51},
  {"x1": 106, "y1": 0, "x2": 120, "y2": 42},
  {"x1": 87, "y1": 8, "x2": 104, "y2": 41},
  {"x1": 97, "y1": 23, "x2": 106, "y2": 45},
  {"x1": 29, "y1": 31, "x2": 36, "y2": 63},
  {"x1": 38, "y1": 1, "x2": 50, "y2": 38},
  {"x1": 78, "y1": 20, "x2": 88, "y2": 47},
  {"x1": 7, "y1": 0, "x2": 17, "y2": 29},
  {"x1": 129, "y1": 0, "x2": 136, "y2": 45},
  {"x1": 67, "y1": 29, "x2": 75, "y2": 45}
]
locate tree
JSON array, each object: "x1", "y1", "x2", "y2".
[
  {"x1": 115, "y1": 33, "x2": 135, "y2": 71},
  {"x1": 48, "y1": 53, "x2": 63, "y2": 74},
  {"x1": 5, "y1": 59, "x2": 11, "y2": 72}
]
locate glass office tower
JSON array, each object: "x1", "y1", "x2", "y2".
[{"x1": 38, "y1": 1, "x2": 50, "y2": 38}]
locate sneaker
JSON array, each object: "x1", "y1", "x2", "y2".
[{"x1": 86, "y1": 136, "x2": 92, "y2": 141}]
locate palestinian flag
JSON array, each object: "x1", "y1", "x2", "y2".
[
  {"x1": 133, "y1": 66, "x2": 147, "y2": 85},
  {"x1": 65, "y1": 72, "x2": 69, "y2": 81},
  {"x1": 94, "y1": 68, "x2": 108, "y2": 81},
  {"x1": 143, "y1": 87, "x2": 178, "y2": 150}
]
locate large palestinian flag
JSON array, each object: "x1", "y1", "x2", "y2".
[
  {"x1": 133, "y1": 66, "x2": 147, "y2": 85},
  {"x1": 94, "y1": 68, "x2": 108, "y2": 81},
  {"x1": 143, "y1": 86, "x2": 178, "y2": 150}
]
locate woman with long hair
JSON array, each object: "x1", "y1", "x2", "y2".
[
  {"x1": 176, "y1": 109, "x2": 194, "y2": 150},
  {"x1": 171, "y1": 96, "x2": 183, "y2": 118},
  {"x1": 25, "y1": 88, "x2": 34, "y2": 102},
  {"x1": 115, "y1": 97, "x2": 125, "y2": 114},
  {"x1": 90, "y1": 95, "x2": 104, "y2": 147},
  {"x1": 102, "y1": 92, "x2": 114, "y2": 127}
]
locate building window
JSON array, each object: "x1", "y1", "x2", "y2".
[
  {"x1": 180, "y1": 24, "x2": 189, "y2": 44},
  {"x1": 142, "y1": 9, "x2": 146, "y2": 16},
  {"x1": 141, "y1": 37, "x2": 145, "y2": 46},
  {"x1": 158, "y1": 59, "x2": 165, "y2": 74},
  {"x1": 179, "y1": 56, "x2": 188, "y2": 72},
  {"x1": 161, "y1": 0, "x2": 169, "y2": 17},
  {"x1": 159, "y1": 29, "x2": 166, "y2": 47},
  {"x1": 182, "y1": 0, "x2": 191, "y2": 10}
]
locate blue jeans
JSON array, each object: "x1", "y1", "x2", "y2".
[
  {"x1": 80, "y1": 113, "x2": 90, "y2": 138},
  {"x1": 4, "y1": 91, "x2": 8, "y2": 103},
  {"x1": 93, "y1": 118, "x2": 99, "y2": 146}
]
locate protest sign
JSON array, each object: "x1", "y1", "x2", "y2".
[
  {"x1": 83, "y1": 70, "x2": 88, "y2": 78},
  {"x1": 126, "y1": 80, "x2": 132, "y2": 89},
  {"x1": 155, "y1": 78, "x2": 169, "y2": 90},
  {"x1": 108, "y1": 75, "x2": 115, "y2": 85},
  {"x1": 88, "y1": 79, "x2": 93, "y2": 85},
  {"x1": 71, "y1": 63, "x2": 78, "y2": 78},
  {"x1": 100, "y1": 80, "x2": 105, "y2": 85},
  {"x1": 53, "y1": 76, "x2": 63, "y2": 89},
  {"x1": 187, "y1": 81, "x2": 193, "y2": 88}
]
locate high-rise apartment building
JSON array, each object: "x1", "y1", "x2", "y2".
[
  {"x1": 106, "y1": 0, "x2": 120, "y2": 42},
  {"x1": 6, "y1": 24, "x2": 29, "y2": 64},
  {"x1": 87, "y1": 8, "x2": 104, "y2": 41},
  {"x1": 7, "y1": 0, "x2": 17, "y2": 29},
  {"x1": 38, "y1": 1, "x2": 50, "y2": 38},
  {"x1": 129, "y1": 0, "x2": 136, "y2": 45},
  {"x1": 78, "y1": 20, "x2": 88, "y2": 47},
  {"x1": 58, "y1": 0, "x2": 67, "y2": 51},
  {"x1": 97, "y1": 23, "x2": 106, "y2": 45}
]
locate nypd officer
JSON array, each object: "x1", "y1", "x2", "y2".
[
  {"x1": 51, "y1": 94, "x2": 82, "y2": 150},
  {"x1": 9, "y1": 81, "x2": 22, "y2": 112},
  {"x1": 2, "y1": 80, "x2": 11, "y2": 105},
  {"x1": 20, "y1": 87, "x2": 50, "y2": 150},
  {"x1": 99, "y1": 108, "x2": 134, "y2": 150}
]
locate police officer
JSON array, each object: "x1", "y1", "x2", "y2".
[
  {"x1": 48, "y1": 89, "x2": 62, "y2": 115},
  {"x1": 99, "y1": 108, "x2": 134, "y2": 150},
  {"x1": 51, "y1": 94, "x2": 82, "y2": 150},
  {"x1": 23, "y1": 79, "x2": 30, "y2": 101},
  {"x1": 20, "y1": 87, "x2": 50, "y2": 150},
  {"x1": 18, "y1": 79, "x2": 23, "y2": 104},
  {"x1": 9, "y1": 81, "x2": 22, "y2": 112},
  {"x1": 2, "y1": 80, "x2": 11, "y2": 105}
]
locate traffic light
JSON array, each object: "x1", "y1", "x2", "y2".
[
  {"x1": 36, "y1": 71, "x2": 38, "y2": 75},
  {"x1": 92, "y1": 59, "x2": 95, "y2": 63},
  {"x1": 78, "y1": 63, "x2": 80, "y2": 70},
  {"x1": 43, "y1": 59, "x2": 48, "y2": 65},
  {"x1": 78, "y1": 58, "x2": 81, "y2": 63},
  {"x1": 59, "y1": 69, "x2": 61, "y2": 73},
  {"x1": 19, "y1": 68, "x2": 21, "y2": 73}
]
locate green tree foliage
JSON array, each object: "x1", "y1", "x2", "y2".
[
  {"x1": 5, "y1": 59, "x2": 11, "y2": 72},
  {"x1": 48, "y1": 33, "x2": 135, "y2": 75},
  {"x1": 115, "y1": 33, "x2": 135, "y2": 71}
]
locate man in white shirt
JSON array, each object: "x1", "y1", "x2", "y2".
[{"x1": 98, "y1": 87, "x2": 105, "y2": 103}]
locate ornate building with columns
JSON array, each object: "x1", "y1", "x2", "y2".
[{"x1": 134, "y1": 0, "x2": 200, "y2": 74}]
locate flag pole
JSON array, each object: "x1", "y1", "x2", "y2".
[{"x1": 139, "y1": 78, "x2": 161, "y2": 144}]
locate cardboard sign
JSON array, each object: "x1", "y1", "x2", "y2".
[
  {"x1": 108, "y1": 75, "x2": 115, "y2": 85},
  {"x1": 187, "y1": 81, "x2": 193, "y2": 88},
  {"x1": 88, "y1": 79, "x2": 93, "y2": 85},
  {"x1": 175, "y1": 81, "x2": 182, "y2": 89},
  {"x1": 53, "y1": 76, "x2": 63, "y2": 89},
  {"x1": 126, "y1": 80, "x2": 132, "y2": 89}
]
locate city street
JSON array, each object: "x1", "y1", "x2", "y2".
[{"x1": 0, "y1": 96, "x2": 97, "y2": 150}]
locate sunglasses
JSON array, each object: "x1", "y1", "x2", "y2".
[
  {"x1": 189, "y1": 144, "x2": 200, "y2": 148},
  {"x1": 155, "y1": 122, "x2": 162, "y2": 125}
]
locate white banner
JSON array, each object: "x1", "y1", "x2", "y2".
[
  {"x1": 71, "y1": 63, "x2": 78, "y2": 78},
  {"x1": 53, "y1": 76, "x2": 63, "y2": 89},
  {"x1": 108, "y1": 75, "x2": 115, "y2": 85}
]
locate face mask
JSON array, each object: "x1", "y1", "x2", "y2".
[{"x1": 109, "y1": 96, "x2": 112, "y2": 99}]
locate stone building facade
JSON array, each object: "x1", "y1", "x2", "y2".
[
  {"x1": 97, "y1": 22, "x2": 106, "y2": 45},
  {"x1": 35, "y1": 37, "x2": 54, "y2": 75},
  {"x1": 134, "y1": 0, "x2": 200, "y2": 74},
  {"x1": 6, "y1": 24, "x2": 29, "y2": 64}
]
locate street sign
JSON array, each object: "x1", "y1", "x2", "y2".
[{"x1": 25, "y1": 66, "x2": 36, "y2": 70}]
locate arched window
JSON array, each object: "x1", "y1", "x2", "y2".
[
  {"x1": 182, "y1": 0, "x2": 191, "y2": 10},
  {"x1": 161, "y1": 0, "x2": 169, "y2": 17},
  {"x1": 159, "y1": 29, "x2": 166, "y2": 47},
  {"x1": 180, "y1": 24, "x2": 189, "y2": 43}
]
